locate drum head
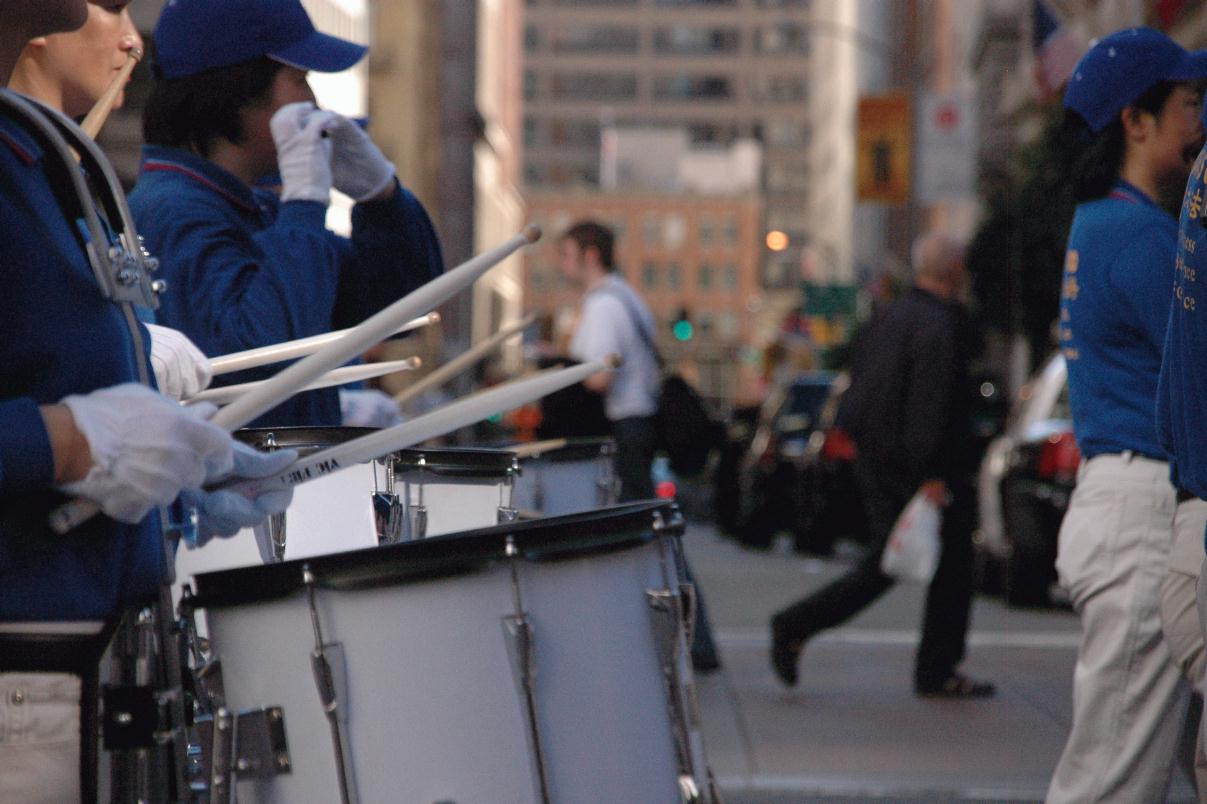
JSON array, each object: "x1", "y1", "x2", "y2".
[{"x1": 190, "y1": 500, "x2": 681, "y2": 609}]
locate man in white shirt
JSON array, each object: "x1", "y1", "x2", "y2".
[{"x1": 559, "y1": 220, "x2": 661, "y2": 501}]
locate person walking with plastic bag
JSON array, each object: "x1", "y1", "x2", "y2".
[{"x1": 768, "y1": 232, "x2": 992, "y2": 698}]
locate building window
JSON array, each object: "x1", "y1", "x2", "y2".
[
  {"x1": 524, "y1": 70, "x2": 538, "y2": 101},
  {"x1": 766, "y1": 120, "x2": 811, "y2": 147},
  {"x1": 719, "y1": 311, "x2": 739, "y2": 340},
  {"x1": 664, "y1": 214, "x2": 687, "y2": 249},
  {"x1": 757, "y1": 0, "x2": 809, "y2": 6},
  {"x1": 756, "y1": 23, "x2": 811, "y2": 54},
  {"x1": 667, "y1": 263, "x2": 682, "y2": 290},
  {"x1": 767, "y1": 163, "x2": 810, "y2": 193},
  {"x1": 552, "y1": 0, "x2": 638, "y2": 5},
  {"x1": 686, "y1": 121, "x2": 739, "y2": 145},
  {"x1": 653, "y1": 26, "x2": 740, "y2": 56},
  {"x1": 655, "y1": 0, "x2": 736, "y2": 5},
  {"x1": 642, "y1": 215, "x2": 661, "y2": 245},
  {"x1": 698, "y1": 217, "x2": 714, "y2": 245},
  {"x1": 755, "y1": 75, "x2": 807, "y2": 103},
  {"x1": 524, "y1": 24, "x2": 540, "y2": 52},
  {"x1": 543, "y1": 118, "x2": 600, "y2": 148},
  {"x1": 549, "y1": 72, "x2": 638, "y2": 101},
  {"x1": 550, "y1": 25, "x2": 640, "y2": 54},
  {"x1": 698, "y1": 263, "x2": 714, "y2": 291},
  {"x1": 697, "y1": 312, "x2": 714, "y2": 337},
  {"x1": 653, "y1": 74, "x2": 733, "y2": 101},
  {"x1": 643, "y1": 262, "x2": 658, "y2": 290},
  {"x1": 723, "y1": 263, "x2": 739, "y2": 291},
  {"x1": 723, "y1": 218, "x2": 739, "y2": 245}
]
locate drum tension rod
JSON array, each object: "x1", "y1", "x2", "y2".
[
  {"x1": 501, "y1": 537, "x2": 552, "y2": 804},
  {"x1": 305, "y1": 565, "x2": 359, "y2": 804}
]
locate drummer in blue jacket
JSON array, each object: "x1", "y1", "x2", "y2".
[
  {"x1": 1049, "y1": 28, "x2": 1207, "y2": 803},
  {"x1": 1156, "y1": 103, "x2": 1207, "y2": 796},
  {"x1": 0, "y1": 3, "x2": 295, "y2": 800},
  {"x1": 129, "y1": 0, "x2": 444, "y2": 428}
]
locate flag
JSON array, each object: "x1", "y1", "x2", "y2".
[{"x1": 1034, "y1": 0, "x2": 1083, "y2": 99}]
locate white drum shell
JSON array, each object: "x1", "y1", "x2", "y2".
[
  {"x1": 512, "y1": 444, "x2": 616, "y2": 517},
  {"x1": 203, "y1": 536, "x2": 683, "y2": 803}
]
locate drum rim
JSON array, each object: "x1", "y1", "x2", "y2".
[
  {"x1": 188, "y1": 500, "x2": 681, "y2": 610},
  {"x1": 235, "y1": 427, "x2": 518, "y2": 476}
]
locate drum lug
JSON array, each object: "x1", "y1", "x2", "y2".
[
  {"x1": 190, "y1": 706, "x2": 292, "y2": 795},
  {"x1": 647, "y1": 588, "x2": 704, "y2": 797},
  {"x1": 305, "y1": 567, "x2": 360, "y2": 804},
  {"x1": 503, "y1": 537, "x2": 553, "y2": 803},
  {"x1": 679, "y1": 773, "x2": 703, "y2": 803},
  {"x1": 372, "y1": 492, "x2": 404, "y2": 544},
  {"x1": 498, "y1": 505, "x2": 519, "y2": 524},
  {"x1": 406, "y1": 504, "x2": 428, "y2": 540}
]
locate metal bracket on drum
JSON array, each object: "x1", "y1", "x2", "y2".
[
  {"x1": 498, "y1": 456, "x2": 520, "y2": 524},
  {"x1": 501, "y1": 536, "x2": 552, "y2": 804},
  {"x1": 596, "y1": 442, "x2": 618, "y2": 507},
  {"x1": 191, "y1": 706, "x2": 292, "y2": 799},
  {"x1": 373, "y1": 456, "x2": 404, "y2": 545},
  {"x1": 305, "y1": 565, "x2": 360, "y2": 804},
  {"x1": 255, "y1": 432, "x2": 289, "y2": 562},
  {"x1": 646, "y1": 588, "x2": 707, "y2": 804},
  {"x1": 403, "y1": 455, "x2": 429, "y2": 540}
]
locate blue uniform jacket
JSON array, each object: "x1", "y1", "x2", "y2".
[
  {"x1": 1060, "y1": 181, "x2": 1176, "y2": 461},
  {"x1": 0, "y1": 113, "x2": 163, "y2": 621},
  {"x1": 129, "y1": 146, "x2": 444, "y2": 427},
  {"x1": 1158, "y1": 150, "x2": 1207, "y2": 498}
]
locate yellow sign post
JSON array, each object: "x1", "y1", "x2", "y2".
[{"x1": 857, "y1": 94, "x2": 911, "y2": 204}]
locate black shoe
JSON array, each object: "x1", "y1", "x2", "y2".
[
  {"x1": 915, "y1": 672, "x2": 995, "y2": 699},
  {"x1": 770, "y1": 619, "x2": 802, "y2": 687},
  {"x1": 692, "y1": 652, "x2": 722, "y2": 675}
]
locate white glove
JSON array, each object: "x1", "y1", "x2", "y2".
[
  {"x1": 270, "y1": 101, "x2": 337, "y2": 204},
  {"x1": 58, "y1": 384, "x2": 232, "y2": 524},
  {"x1": 325, "y1": 114, "x2": 396, "y2": 202},
  {"x1": 181, "y1": 442, "x2": 298, "y2": 548},
  {"x1": 146, "y1": 323, "x2": 212, "y2": 400},
  {"x1": 339, "y1": 388, "x2": 403, "y2": 428}
]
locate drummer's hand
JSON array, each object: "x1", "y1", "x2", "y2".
[
  {"x1": 324, "y1": 113, "x2": 396, "y2": 203},
  {"x1": 271, "y1": 101, "x2": 337, "y2": 204},
  {"x1": 184, "y1": 442, "x2": 297, "y2": 548},
  {"x1": 53, "y1": 384, "x2": 232, "y2": 524},
  {"x1": 339, "y1": 388, "x2": 403, "y2": 428},
  {"x1": 146, "y1": 324, "x2": 212, "y2": 400}
]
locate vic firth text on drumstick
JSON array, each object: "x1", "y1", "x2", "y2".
[{"x1": 49, "y1": 226, "x2": 542, "y2": 535}]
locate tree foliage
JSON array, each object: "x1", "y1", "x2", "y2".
[{"x1": 967, "y1": 105, "x2": 1081, "y2": 369}]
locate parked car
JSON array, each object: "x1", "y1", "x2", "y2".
[
  {"x1": 714, "y1": 372, "x2": 866, "y2": 554},
  {"x1": 976, "y1": 354, "x2": 1078, "y2": 606}
]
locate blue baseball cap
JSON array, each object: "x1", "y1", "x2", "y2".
[
  {"x1": 154, "y1": 0, "x2": 367, "y2": 80},
  {"x1": 1064, "y1": 27, "x2": 1207, "y2": 134}
]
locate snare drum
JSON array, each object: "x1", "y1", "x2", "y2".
[
  {"x1": 511, "y1": 437, "x2": 617, "y2": 517},
  {"x1": 189, "y1": 502, "x2": 716, "y2": 803},
  {"x1": 173, "y1": 428, "x2": 520, "y2": 583}
]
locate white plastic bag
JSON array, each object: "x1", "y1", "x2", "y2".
[{"x1": 880, "y1": 492, "x2": 942, "y2": 584}]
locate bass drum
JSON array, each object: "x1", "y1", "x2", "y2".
[{"x1": 190, "y1": 502, "x2": 716, "y2": 804}]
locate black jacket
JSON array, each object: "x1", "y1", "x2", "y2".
[{"x1": 838, "y1": 287, "x2": 974, "y2": 486}]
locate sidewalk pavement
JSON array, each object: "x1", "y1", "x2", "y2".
[{"x1": 683, "y1": 523, "x2": 1198, "y2": 803}]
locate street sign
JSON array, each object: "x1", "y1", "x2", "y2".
[
  {"x1": 917, "y1": 93, "x2": 975, "y2": 204},
  {"x1": 857, "y1": 94, "x2": 911, "y2": 204}
]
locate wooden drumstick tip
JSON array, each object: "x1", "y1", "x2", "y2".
[
  {"x1": 523, "y1": 224, "x2": 542, "y2": 244},
  {"x1": 604, "y1": 353, "x2": 623, "y2": 369},
  {"x1": 407, "y1": 356, "x2": 423, "y2": 369},
  {"x1": 426, "y1": 312, "x2": 441, "y2": 324},
  {"x1": 129, "y1": 47, "x2": 144, "y2": 62}
]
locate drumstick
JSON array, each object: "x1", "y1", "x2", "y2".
[
  {"x1": 216, "y1": 356, "x2": 620, "y2": 500},
  {"x1": 80, "y1": 48, "x2": 142, "y2": 139},
  {"x1": 210, "y1": 313, "x2": 438, "y2": 376},
  {"x1": 50, "y1": 226, "x2": 541, "y2": 535},
  {"x1": 185, "y1": 357, "x2": 420, "y2": 406},
  {"x1": 509, "y1": 438, "x2": 569, "y2": 460},
  {"x1": 393, "y1": 313, "x2": 535, "y2": 407}
]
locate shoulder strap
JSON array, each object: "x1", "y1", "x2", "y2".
[{"x1": 593, "y1": 281, "x2": 665, "y2": 369}]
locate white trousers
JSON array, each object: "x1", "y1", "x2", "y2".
[
  {"x1": 0, "y1": 672, "x2": 81, "y2": 804},
  {"x1": 1047, "y1": 454, "x2": 1189, "y2": 804}
]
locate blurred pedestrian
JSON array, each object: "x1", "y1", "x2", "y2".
[
  {"x1": 1048, "y1": 28, "x2": 1207, "y2": 804},
  {"x1": 769, "y1": 231, "x2": 991, "y2": 698}
]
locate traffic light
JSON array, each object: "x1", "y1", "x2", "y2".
[{"x1": 671, "y1": 307, "x2": 693, "y2": 342}]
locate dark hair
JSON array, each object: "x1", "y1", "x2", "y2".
[
  {"x1": 562, "y1": 220, "x2": 615, "y2": 271},
  {"x1": 1066, "y1": 80, "x2": 1179, "y2": 202},
  {"x1": 143, "y1": 56, "x2": 284, "y2": 158}
]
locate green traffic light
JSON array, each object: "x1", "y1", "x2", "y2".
[{"x1": 673, "y1": 319, "x2": 694, "y2": 341}]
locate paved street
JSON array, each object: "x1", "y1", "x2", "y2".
[{"x1": 684, "y1": 523, "x2": 1199, "y2": 803}]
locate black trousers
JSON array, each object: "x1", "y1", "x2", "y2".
[
  {"x1": 612, "y1": 414, "x2": 658, "y2": 502},
  {"x1": 772, "y1": 457, "x2": 976, "y2": 688}
]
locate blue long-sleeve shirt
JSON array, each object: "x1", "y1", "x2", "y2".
[
  {"x1": 129, "y1": 146, "x2": 444, "y2": 427},
  {"x1": 0, "y1": 109, "x2": 163, "y2": 621},
  {"x1": 1158, "y1": 150, "x2": 1207, "y2": 497},
  {"x1": 1060, "y1": 181, "x2": 1177, "y2": 461}
]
